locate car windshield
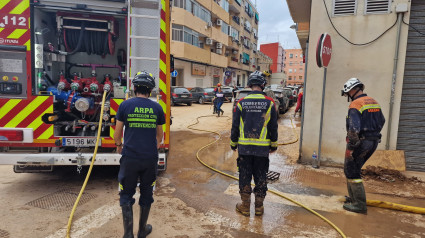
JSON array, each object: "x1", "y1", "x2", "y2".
[
  {"x1": 222, "y1": 88, "x2": 232, "y2": 92},
  {"x1": 204, "y1": 88, "x2": 215, "y2": 92},
  {"x1": 238, "y1": 91, "x2": 251, "y2": 98},
  {"x1": 174, "y1": 88, "x2": 189, "y2": 93}
]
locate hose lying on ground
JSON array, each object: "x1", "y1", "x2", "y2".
[
  {"x1": 187, "y1": 115, "x2": 347, "y2": 238},
  {"x1": 66, "y1": 90, "x2": 107, "y2": 238},
  {"x1": 367, "y1": 200, "x2": 425, "y2": 215}
]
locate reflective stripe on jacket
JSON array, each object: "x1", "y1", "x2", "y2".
[
  {"x1": 230, "y1": 91, "x2": 278, "y2": 157},
  {"x1": 346, "y1": 94, "x2": 385, "y2": 143}
]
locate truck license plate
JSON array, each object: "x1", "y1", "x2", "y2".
[{"x1": 62, "y1": 138, "x2": 101, "y2": 147}]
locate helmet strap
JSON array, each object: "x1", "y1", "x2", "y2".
[{"x1": 349, "y1": 88, "x2": 362, "y2": 101}]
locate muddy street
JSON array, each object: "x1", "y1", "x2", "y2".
[{"x1": 0, "y1": 102, "x2": 424, "y2": 238}]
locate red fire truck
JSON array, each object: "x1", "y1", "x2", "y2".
[{"x1": 0, "y1": 0, "x2": 171, "y2": 172}]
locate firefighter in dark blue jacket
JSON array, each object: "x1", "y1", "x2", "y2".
[
  {"x1": 341, "y1": 78, "x2": 385, "y2": 214},
  {"x1": 230, "y1": 71, "x2": 278, "y2": 216},
  {"x1": 114, "y1": 71, "x2": 165, "y2": 237}
]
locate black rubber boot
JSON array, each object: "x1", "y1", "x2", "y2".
[
  {"x1": 220, "y1": 109, "x2": 224, "y2": 116},
  {"x1": 121, "y1": 205, "x2": 134, "y2": 238},
  {"x1": 343, "y1": 181, "x2": 367, "y2": 214},
  {"x1": 344, "y1": 179, "x2": 354, "y2": 204},
  {"x1": 137, "y1": 205, "x2": 152, "y2": 238}
]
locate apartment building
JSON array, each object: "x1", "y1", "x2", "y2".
[
  {"x1": 260, "y1": 42, "x2": 284, "y2": 74},
  {"x1": 283, "y1": 49, "x2": 304, "y2": 86},
  {"x1": 171, "y1": 0, "x2": 260, "y2": 87}
]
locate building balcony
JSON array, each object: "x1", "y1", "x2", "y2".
[
  {"x1": 232, "y1": 15, "x2": 240, "y2": 25},
  {"x1": 211, "y1": 52, "x2": 228, "y2": 68},
  {"x1": 286, "y1": 0, "x2": 311, "y2": 23},
  {"x1": 171, "y1": 41, "x2": 210, "y2": 64},
  {"x1": 228, "y1": 57, "x2": 240, "y2": 69},
  {"x1": 212, "y1": 27, "x2": 230, "y2": 45},
  {"x1": 296, "y1": 22, "x2": 309, "y2": 51},
  {"x1": 229, "y1": 0, "x2": 241, "y2": 14},
  {"x1": 212, "y1": 2, "x2": 230, "y2": 24},
  {"x1": 171, "y1": 7, "x2": 211, "y2": 38}
]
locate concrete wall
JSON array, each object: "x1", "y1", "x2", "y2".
[{"x1": 301, "y1": 0, "x2": 411, "y2": 165}]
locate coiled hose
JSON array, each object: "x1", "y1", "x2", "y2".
[
  {"x1": 187, "y1": 115, "x2": 347, "y2": 238},
  {"x1": 66, "y1": 90, "x2": 107, "y2": 238}
]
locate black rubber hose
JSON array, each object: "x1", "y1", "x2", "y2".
[
  {"x1": 43, "y1": 73, "x2": 55, "y2": 85},
  {"x1": 67, "y1": 23, "x2": 86, "y2": 55}
]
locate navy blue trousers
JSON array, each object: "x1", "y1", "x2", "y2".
[
  {"x1": 118, "y1": 156, "x2": 157, "y2": 206},
  {"x1": 238, "y1": 155, "x2": 269, "y2": 198},
  {"x1": 344, "y1": 140, "x2": 378, "y2": 179}
]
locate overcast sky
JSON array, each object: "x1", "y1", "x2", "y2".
[{"x1": 255, "y1": 0, "x2": 301, "y2": 49}]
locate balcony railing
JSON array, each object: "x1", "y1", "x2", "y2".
[{"x1": 232, "y1": 15, "x2": 240, "y2": 25}]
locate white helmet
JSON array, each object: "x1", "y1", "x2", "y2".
[{"x1": 341, "y1": 78, "x2": 364, "y2": 96}]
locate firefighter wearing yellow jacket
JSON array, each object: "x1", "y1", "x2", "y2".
[{"x1": 230, "y1": 71, "x2": 278, "y2": 216}]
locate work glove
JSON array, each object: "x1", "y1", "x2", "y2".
[
  {"x1": 270, "y1": 146, "x2": 278, "y2": 153},
  {"x1": 346, "y1": 132, "x2": 360, "y2": 150},
  {"x1": 231, "y1": 145, "x2": 237, "y2": 151},
  {"x1": 345, "y1": 149, "x2": 353, "y2": 159}
]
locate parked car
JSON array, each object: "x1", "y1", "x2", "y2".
[
  {"x1": 221, "y1": 86, "x2": 234, "y2": 102},
  {"x1": 234, "y1": 88, "x2": 281, "y2": 116},
  {"x1": 282, "y1": 88, "x2": 295, "y2": 106},
  {"x1": 285, "y1": 86, "x2": 299, "y2": 102},
  {"x1": 273, "y1": 89, "x2": 290, "y2": 114},
  {"x1": 171, "y1": 86, "x2": 193, "y2": 106},
  {"x1": 190, "y1": 87, "x2": 215, "y2": 104}
]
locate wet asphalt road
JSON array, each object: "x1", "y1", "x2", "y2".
[{"x1": 0, "y1": 103, "x2": 424, "y2": 237}]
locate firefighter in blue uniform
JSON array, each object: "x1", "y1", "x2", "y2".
[
  {"x1": 341, "y1": 78, "x2": 385, "y2": 214},
  {"x1": 114, "y1": 71, "x2": 165, "y2": 237},
  {"x1": 230, "y1": 71, "x2": 278, "y2": 216}
]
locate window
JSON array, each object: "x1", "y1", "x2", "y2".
[
  {"x1": 289, "y1": 69, "x2": 293, "y2": 73},
  {"x1": 172, "y1": 24, "x2": 202, "y2": 48},
  {"x1": 288, "y1": 76, "x2": 292, "y2": 80},
  {"x1": 294, "y1": 69, "x2": 297, "y2": 73},
  {"x1": 365, "y1": 0, "x2": 390, "y2": 14},
  {"x1": 216, "y1": 0, "x2": 229, "y2": 12},
  {"x1": 289, "y1": 54, "x2": 293, "y2": 58},
  {"x1": 289, "y1": 62, "x2": 293, "y2": 66},
  {"x1": 300, "y1": 61, "x2": 303, "y2": 65},
  {"x1": 333, "y1": 0, "x2": 357, "y2": 16},
  {"x1": 299, "y1": 68, "x2": 303, "y2": 71},
  {"x1": 295, "y1": 54, "x2": 298, "y2": 58},
  {"x1": 221, "y1": 22, "x2": 229, "y2": 35},
  {"x1": 242, "y1": 53, "x2": 250, "y2": 65},
  {"x1": 244, "y1": 20, "x2": 251, "y2": 33},
  {"x1": 299, "y1": 76, "x2": 303, "y2": 80},
  {"x1": 172, "y1": 24, "x2": 183, "y2": 42},
  {"x1": 173, "y1": 0, "x2": 185, "y2": 8},
  {"x1": 230, "y1": 27, "x2": 239, "y2": 40},
  {"x1": 182, "y1": 0, "x2": 211, "y2": 23}
]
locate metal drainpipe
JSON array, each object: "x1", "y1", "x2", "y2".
[
  {"x1": 386, "y1": 12, "x2": 404, "y2": 150},
  {"x1": 298, "y1": 41, "x2": 309, "y2": 161}
]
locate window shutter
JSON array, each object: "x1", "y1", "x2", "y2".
[
  {"x1": 365, "y1": 0, "x2": 390, "y2": 14},
  {"x1": 333, "y1": 0, "x2": 357, "y2": 16}
]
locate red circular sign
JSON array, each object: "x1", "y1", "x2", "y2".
[{"x1": 316, "y1": 33, "x2": 332, "y2": 68}]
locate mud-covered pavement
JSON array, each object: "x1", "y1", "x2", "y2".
[{"x1": 0, "y1": 102, "x2": 424, "y2": 237}]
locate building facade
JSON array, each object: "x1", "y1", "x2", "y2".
[
  {"x1": 171, "y1": 0, "x2": 260, "y2": 88},
  {"x1": 283, "y1": 49, "x2": 305, "y2": 86},
  {"x1": 260, "y1": 42, "x2": 284, "y2": 74},
  {"x1": 287, "y1": 0, "x2": 425, "y2": 172}
]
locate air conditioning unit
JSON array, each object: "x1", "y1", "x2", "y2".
[
  {"x1": 232, "y1": 50, "x2": 238, "y2": 55},
  {"x1": 216, "y1": 42, "x2": 223, "y2": 49},
  {"x1": 216, "y1": 19, "x2": 223, "y2": 26},
  {"x1": 207, "y1": 21, "x2": 212, "y2": 27},
  {"x1": 206, "y1": 38, "x2": 213, "y2": 45},
  {"x1": 216, "y1": 49, "x2": 222, "y2": 55}
]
